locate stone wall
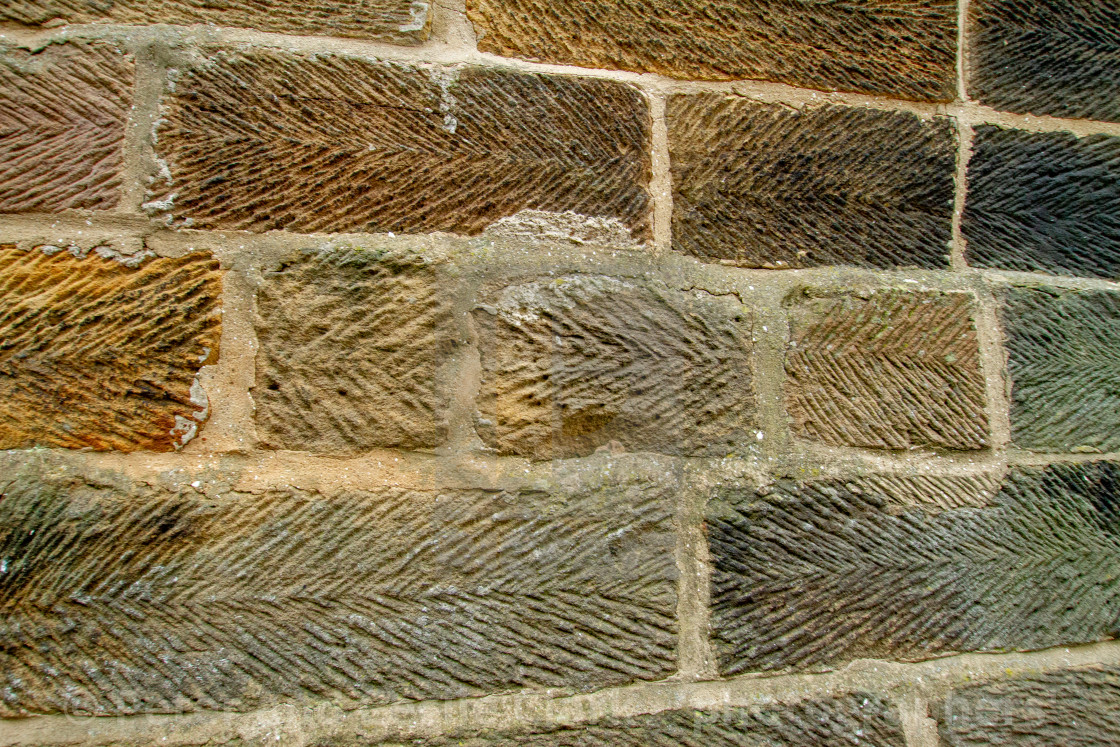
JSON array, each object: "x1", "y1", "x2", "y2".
[{"x1": 1, "y1": 1, "x2": 1119, "y2": 744}]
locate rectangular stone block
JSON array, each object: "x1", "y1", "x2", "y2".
[
  {"x1": 964, "y1": 126, "x2": 1120, "y2": 278},
  {"x1": 153, "y1": 50, "x2": 651, "y2": 238},
  {"x1": 0, "y1": 452, "x2": 678, "y2": 716},
  {"x1": 784, "y1": 289, "x2": 988, "y2": 450},
  {"x1": 0, "y1": 42, "x2": 133, "y2": 213},
  {"x1": 0, "y1": 243, "x2": 221, "y2": 451},
  {"x1": 467, "y1": 0, "x2": 957, "y2": 101},
  {"x1": 668, "y1": 97, "x2": 955, "y2": 269},
  {"x1": 1001, "y1": 285, "x2": 1120, "y2": 451},
  {"x1": 969, "y1": 0, "x2": 1120, "y2": 123},
  {"x1": 336, "y1": 693, "x2": 905, "y2": 745},
  {"x1": 708, "y1": 461, "x2": 1120, "y2": 674},
  {"x1": 474, "y1": 275, "x2": 754, "y2": 460},
  {"x1": 1, "y1": 0, "x2": 430, "y2": 44},
  {"x1": 934, "y1": 666, "x2": 1120, "y2": 746},
  {"x1": 254, "y1": 247, "x2": 454, "y2": 453}
]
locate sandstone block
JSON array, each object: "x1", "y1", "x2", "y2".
[
  {"x1": 342, "y1": 693, "x2": 905, "y2": 745},
  {"x1": 0, "y1": 42, "x2": 132, "y2": 213},
  {"x1": 964, "y1": 126, "x2": 1120, "y2": 278},
  {"x1": 467, "y1": 0, "x2": 957, "y2": 101},
  {"x1": 154, "y1": 50, "x2": 651, "y2": 237},
  {"x1": 784, "y1": 289, "x2": 988, "y2": 450},
  {"x1": 254, "y1": 247, "x2": 454, "y2": 453},
  {"x1": 474, "y1": 275, "x2": 754, "y2": 460},
  {"x1": 668, "y1": 97, "x2": 955, "y2": 268},
  {"x1": 1001, "y1": 286, "x2": 1120, "y2": 451},
  {"x1": 969, "y1": 0, "x2": 1120, "y2": 123},
  {"x1": 934, "y1": 666, "x2": 1120, "y2": 746},
  {"x1": 0, "y1": 453, "x2": 678, "y2": 716},
  {"x1": 708, "y1": 462, "x2": 1120, "y2": 674},
  {"x1": 1, "y1": 0, "x2": 430, "y2": 44},
  {"x1": 0, "y1": 244, "x2": 221, "y2": 451}
]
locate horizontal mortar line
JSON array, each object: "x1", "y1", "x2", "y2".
[
  {"x1": 978, "y1": 268, "x2": 1120, "y2": 293},
  {"x1": 1, "y1": 640, "x2": 1118, "y2": 747},
  {"x1": 8, "y1": 21, "x2": 1120, "y2": 138}
]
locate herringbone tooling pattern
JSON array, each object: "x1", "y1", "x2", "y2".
[
  {"x1": 0, "y1": 0, "x2": 430, "y2": 43},
  {"x1": 0, "y1": 0, "x2": 1118, "y2": 742},
  {"x1": 153, "y1": 50, "x2": 652, "y2": 237},
  {"x1": 0, "y1": 453, "x2": 677, "y2": 716},
  {"x1": 0, "y1": 245, "x2": 221, "y2": 451},
  {"x1": 0, "y1": 42, "x2": 132, "y2": 213},
  {"x1": 668, "y1": 97, "x2": 956, "y2": 268},
  {"x1": 710, "y1": 462, "x2": 1120, "y2": 674},
  {"x1": 467, "y1": 0, "x2": 957, "y2": 101},
  {"x1": 784, "y1": 290, "x2": 988, "y2": 450},
  {"x1": 474, "y1": 275, "x2": 754, "y2": 459}
]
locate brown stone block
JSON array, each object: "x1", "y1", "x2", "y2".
[
  {"x1": 254, "y1": 247, "x2": 455, "y2": 453},
  {"x1": 474, "y1": 275, "x2": 754, "y2": 460},
  {"x1": 467, "y1": 0, "x2": 957, "y2": 101},
  {"x1": 0, "y1": 452, "x2": 678, "y2": 715},
  {"x1": 1, "y1": 0, "x2": 430, "y2": 44},
  {"x1": 668, "y1": 96, "x2": 956, "y2": 269},
  {"x1": 153, "y1": 50, "x2": 651, "y2": 237},
  {"x1": 0, "y1": 42, "x2": 133, "y2": 213},
  {"x1": 709, "y1": 462, "x2": 1120, "y2": 674},
  {"x1": 784, "y1": 289, "x2": 988, "y2": 450},
  {"x1": 0, "y1": 244, "x2": 221, "y2": 451},
  {"x1": 934, "y1": 666, "x2": 1120, "y2": 745}
]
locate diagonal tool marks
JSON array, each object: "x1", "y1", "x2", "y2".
[
  {"x1": 0, "y1": 455, "x2": 678, "y2": 715},
  {"x1": 0, "y1": 244, "x2": 221, "y2": 451},
  {"x1": 709, "y1": 462, "x2": 1120, "y2": 675}
]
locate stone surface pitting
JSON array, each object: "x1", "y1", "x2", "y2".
[
  {"x1": 1, "y1": 0, "x2": 430, "y2": 43},
  {"x1": 969, "y1": 0, "x2": 1120, "y2": 123},
  {"x1": 709, "y1": 461, "x2": 1120, "y2": 674},
  {"x1": 154, "y1": 50, "x2": 651, "y2": 238},
  {"x1": 0, "y1": 42, "x2": 133, "y2": 213},
  {"x1": 784, "y1": 289, "x2": 988, "y2": 450},
  {"x1": 934, "y1": 665, "x2": 1120, "y2": 746},
  {"x1": 474, "y1": 275, "x2": 754, "y2": 460},
  {"x1": 668, "y1": 97, "x2": 955, "y2": 269},
  {"x1": 0, "y1": 244, "x2": 221, "y2": 451},
  {"x1": 1001, "y1": 286, "x2": 1120, "y2": 452},
  {"x1": 346, "y1": 693, "x2": 905, "y2": 745},
  {"x1": 467, "y1": 0, "x2": 957, "y2": 101},
  {"x1": 255, "y1": 247, "x2": 454, "y2": 453},
  {"x1": 0, "y1": 453, "x2": 678, "y2": 716},
  {"x1": 964, "y1": 126, "x2": 1120, "y2": 278}
]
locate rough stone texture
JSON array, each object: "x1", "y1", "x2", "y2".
[
  {"x1": 467, "y1": 0, "x2": 957, "y2": 101},
  {"x1": 668, "y1": 97, "x2": 955, "y2": 269},
  {"x1": 0, "y1": 244, "x2": 221, "y2": 452},
  {"x1": 0, "y1": 452, "x2": 678, "y2": 716},
  {"x1": 784, "y1": 289, "x2": 988, "y2": 450},
  {"x1": 709, "y1": 461, "x2": 1120, "y2": 674},
  {"x1": 934, "y1": 666, "x2": 1120, "y2": 746},
  {"x1": 353, "y1": 693, "x2": 905, "y2": 746},
  {"x1": 154, "y1": 50, "x2": 651, "y2": 238},
  {"x1": 964, "y1": 126, "x2": 1120, "y2": 278},
  {"x1": 969, "y1": 0, "x2": 1120, "y2": 123},
  {"x1": 0, "y1": 42, "x2": 133, "y2": 213},
  {"x1": 1, "y1": 0, "x2": 431, "y2": 44},
  {"x1": 1001, "y1": 286, "x2": 1120, "y2": 452},
  {"x1": 255, "y1": 247, "x2": 454, "y2": 453},
  {"x1": 474, "y1": 275, "x2": 753, "y2": 460}
]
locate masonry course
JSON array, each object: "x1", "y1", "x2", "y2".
[
  {"x1": 0, "y1": 42, "x2": 133, "y2": 214},
  {"x1": 668, "y1": 97, "x2": 956, "y2": 269}
]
